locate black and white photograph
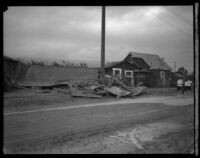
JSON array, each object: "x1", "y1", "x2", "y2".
[{"x1": 3, "y1": 2, "x2": 199, "y2": 154}]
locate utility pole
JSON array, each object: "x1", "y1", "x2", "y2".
[
  {"x1": 195, "y1": 3, "x2": 199, "y2": 157},
  {"x1": 100, "y1": 6, "x2": 106, "y2": 82}
]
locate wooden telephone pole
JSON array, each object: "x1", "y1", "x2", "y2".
[{"x1": 100, "y1": 6, "x2": 106, "y2": 81}]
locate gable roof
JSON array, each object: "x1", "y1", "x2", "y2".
[
  {"x1": 128, "y1": 51, "x2": 172, "y2": 71},
  {"x1": 105, "y1": 60, "x2": 139, "y2": 69},
  {"x1": 105, "y1": 61, "x2": 122, "y2": 68},
  {"x1": 125, "y1": 57, "x2": 150, "y2": 69}
]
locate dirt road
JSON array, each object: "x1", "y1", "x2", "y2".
[{"x1": 3, "y1": 95, "x2": 194, "y2": 154}]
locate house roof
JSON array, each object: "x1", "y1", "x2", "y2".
[
  {"x1": 105, "y1": 60, "x2": 139, "y2": 69},
  {"x1": 126, "y1": 57, "x2": 150, "y2": 69},
  {"x1": 129, "y1": 51, "x2": 172, "y2": 71},
  {"x1": 105, "y1": 61, "x2": 122, "y2": 68}
]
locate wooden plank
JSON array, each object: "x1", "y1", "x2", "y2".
[
  {"x1": 104, "y1": 86, "x2": 131, "y2": 97},
  {"x1": 111, "y1": 77, "x2": 135, "y2": 93},
  {"x1": 70, "y1": 87, "x2": 102, "y2": 98}
]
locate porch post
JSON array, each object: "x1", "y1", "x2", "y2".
[{"x1": 132, "y1": 71, "x2": 135, "y2": 87}]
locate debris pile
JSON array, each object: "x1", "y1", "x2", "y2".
[{"x1": 19, "y1": 76, "x2": 147, "y2": 99}]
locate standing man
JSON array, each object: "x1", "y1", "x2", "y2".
[
  {"x1": 185, "y1": 79, "x2": 193, "y2": 94},
  {"x1": 181, "y1": 78, "x2": 185, "y2": 95},
  {"x1": 177, "y1": 78, "x2": 183, "y2": 94}
]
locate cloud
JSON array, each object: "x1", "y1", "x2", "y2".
[{"x1": 3, "y1": 6, "x2": 193, "y2": 71}]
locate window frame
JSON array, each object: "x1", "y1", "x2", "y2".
[
  {"x1": 112, "y1": 68, "x2": 122, "y2": 79},
  {"x1": 125, "y1": 70, "x2": 133, "y2": 77}
]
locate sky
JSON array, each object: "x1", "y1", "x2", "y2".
[{"x1": 3, "y1": 6, "x2": 194, "y2": 72}]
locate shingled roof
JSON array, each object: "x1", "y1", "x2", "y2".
[{"x1": 128, "y1": 51, "x2": 172, "y2": 71}]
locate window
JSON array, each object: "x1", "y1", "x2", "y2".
[
  {"x1": 125, "y1": 70, "x2": 133, "y2": 77},
  {"x1": 112, "y1": 68, "x2": 122, "y2": 79}
]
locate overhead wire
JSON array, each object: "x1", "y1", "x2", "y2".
[
  {"x1": 148, "y1": 10, "x2": 192, "y2": 38},
  {"x1": 164, "y1": 7, "x2": 193, "y2": 26}
]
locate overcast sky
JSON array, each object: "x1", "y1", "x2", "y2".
[{"x1": 3, "y1": 6, "x2": 193, "y2": 72}]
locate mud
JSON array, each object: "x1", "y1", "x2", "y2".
[{"x1": 39, "y1": 121, "x2": 193, "y2": 154}]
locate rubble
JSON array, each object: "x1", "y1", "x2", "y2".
[
  {"x1": 20, "y1": 82, "x2": 69, "y2": 90},
  {"x1": 109, "y1": 77, "x2": 135, "y2": 93},
  {"x1": 19, "y1": 76, "x2": 147, "y2": 99},
  {"x1": 104, "y1": 86, "x2": 131, "y2": 99},
  {"x1": 131, "y1": 86, "x2": 147, "y2": 96},
  {"x1": 35, "y1": 89, "x2": 51, "y2": 93},
  {"x1": 70, "y1": 87, "x2": 103, "y2": 98}
]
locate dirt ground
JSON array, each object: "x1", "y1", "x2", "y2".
[
  {"x1": 3, "y1": 88, "x2": 195, "y2": 154},
  {"x1": 3, "y1": 88, "x2": 113, "y2": 113},
  {"x1": 4, "y1": 88, "x2": 181, "y2": 113}
]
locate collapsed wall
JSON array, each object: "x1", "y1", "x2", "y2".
[{"x1": 4, "y1": 56, "x2": 29, "y2": 91}]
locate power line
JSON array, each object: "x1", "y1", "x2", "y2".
[
  {"x1": 148, "y1": 10, "x2": 192, "y2": 38},
  {"x1": 164, "y1": 7, "x2": 192, "y2": 26}
]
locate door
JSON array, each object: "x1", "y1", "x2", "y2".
[{"x1": 160, "y1": 71, "x2": 166, "y2": 87}]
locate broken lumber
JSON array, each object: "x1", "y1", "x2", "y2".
[
  {"x1": 131, "y1": 86, "x2": 147, "y2": 96},
  {"x1": 111, "y1": 77, "x2": 135, "y2": 93},
  {"x1": 19, "y1": 82, "x2": 69, "y2": 90},
  {"x1": 70, "y1": 87, "x2": 102, "y2": 98},
  {"x1": 136, "y1": 81, "x2": 143, "y2": 87},
  {"x1": 35, "y1": 89, "x2": 51, "y2": 93},
  {"x1": 104, "y1": 86, "x2": 131, "y2": 97}
]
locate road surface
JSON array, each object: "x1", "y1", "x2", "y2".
[{"x1": 3, "y1": 95, "x2": 194, "y2": 154}]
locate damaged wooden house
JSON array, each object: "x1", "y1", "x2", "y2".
[{"x1": 105, "y1": 51, "x2": 172, "y2": 88}]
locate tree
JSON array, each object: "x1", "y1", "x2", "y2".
[
  {"x1": 176, "y1": 66, "x2": 188, "y2": 77},
  {"x1": 80, "y1": 62, "x2": 88, "y2": 67},
  {"x1": 52, "y1": 61, "x2": 61, "y2": 66},
  {"x1": 38, "y1": 61, "x2": 45, "y2": 66},
  {"x1": 187, "y1": 71, "x2": 194, "y2": 81},
  {"x1": 30, "y1": 60, "x2": 37, "y2": 65},
  {"x1": 30, "y1": 60, "x2": 45, "y2": 66},
  {"x1": 62, "y1": 60, "x2": 66, "y2": 66}
]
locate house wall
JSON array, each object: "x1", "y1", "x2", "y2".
[
  {"x1": 148, "y1": 69, "x2": 171, "y2": 88},
  {"x1": 105, "y1": 64, "x2": 171, "y2": 88},
  {"x1": 135, "y1": 72, "x2": 149, "y2": 87},
  {"x1": 105, "y1": 62, "x2": 138, "y2": 79}
]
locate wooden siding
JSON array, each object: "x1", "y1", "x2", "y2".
[
  {"x1": 135, "y1": 72, "x2": 149, "y2": 86},
  {"x1": 105, "y1": 61, "x2": 138, "y2": 79},
  {"x1": 147, "y1": 69, "x2": 171, "y2": 88}
]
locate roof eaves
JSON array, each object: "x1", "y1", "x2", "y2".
[{"x1": 104, "y1": 61, "x2": 123, "y2": 68}]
